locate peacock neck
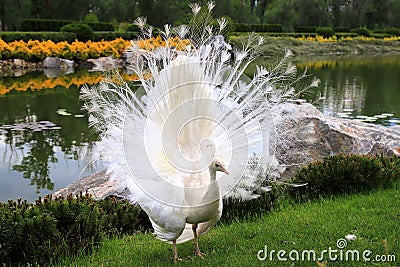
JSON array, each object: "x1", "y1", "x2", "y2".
[{"x1": 209, "y1": 168, "x2": 217, "y2": 182}]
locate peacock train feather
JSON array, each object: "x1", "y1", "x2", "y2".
[{"x1": 80, "y1": 1, "x2": 319, "y2": 260}]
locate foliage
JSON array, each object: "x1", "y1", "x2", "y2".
[
  {"x1": 86, "y1": 22, "x2": 114, "y2": 32},
  {"x1": 233, "y1": 23, "x2": 282, "y2": 33},
  {"x1": 0, "y1": 193, "x2": 101, "y2": 265},
  {"x1": 92, "y1": 31, "x2": 136, "y2": 42},
  {"x1": 84, "y1": 13, "x2": 99, "y2": 23},
  {"x1": 98, "y1": 197, "x2": 151, "y2": 237},
  {"x1": 2, "y1": 0, "x2": 400, "y2": 32},
  {"x1": 0, "y1": 31, "x2": 77, "y2": 43},
  {"x1": 334, "y1": 27, "x2": 351, "y2": 33},
  {"x1": 351, "y1": 27, "x2": 371, "y2": 37},
  {"x1": 60, "y1": 23, "x2": 94, "y2": 42},
  {"x1": 126, "y1": 24, "x2": 139, "y2": 32},
  {"x1": 376, "y1": 28, "x2": 400, "y2": 36},
  {"x1": 221, "y1": 184, "x2": 288, "y2": 222},
  {"x1": 292, "y1": 154, "x2": 400, "y2": 200},
  {"x1": 0, "y1": 193, "x2": 149, "y2": 266},
  {"x1": 0, "y1": 38, "x2": 131, "y2": 61},
  {"x1": 295, "y1": 26, "x2": 316, "y2": 33},
  {"x1": 315, "y1": 27, "x2": 335, "y2": 38},
  {"x1": 20, "y1": 19, "x2": 114, "y2": 32}
]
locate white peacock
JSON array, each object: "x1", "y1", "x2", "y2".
[{"x1": 81, "y1": 2, "x2": 318, "y2": 262}]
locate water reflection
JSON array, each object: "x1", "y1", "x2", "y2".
[
  {"x1": 295, "y1": 54, "x2": 400, "y2": 125},
  {"x1": 0, "y1": 80, "x2": 100, "y2": 201}
]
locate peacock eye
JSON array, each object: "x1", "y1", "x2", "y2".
[{"x1": 215, "y1": 163, "x2": 220, "y2": 167}]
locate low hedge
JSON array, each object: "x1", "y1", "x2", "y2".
[
  {"x1": 0, "y1": 32, "x2": 77, "y2": 43},
  {"x1": 21, "y1": 19, "x2": 114, "y2": 32},
  {"x1": 292, "y1": 154, "x2": 400, "y2": 200},
  {"x1": 233, "y1": 23, "x2": 283, "y2": 33},
  {"x1": 0, "y1": 193, "x2": 150, "y2": 266},
  {"x1": 315, "y1": 27, "x2": 335, "y2": 38},
  {"x1": 295, "y1": 26, "x2": 316, "y2": 33},
  {"x1": 0, "y1": 31, "x2": 137, "y2": 43},
  {"x1": 351, "y1": 27, "x2": 371, "y2": 37}
]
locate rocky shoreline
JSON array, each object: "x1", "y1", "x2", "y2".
[{"x1": 0, "y1": 53, "x2": 135, "y2": 77}]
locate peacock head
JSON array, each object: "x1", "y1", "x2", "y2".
[{"x1": 209, "y1": 158, "x2": 229, "y2": 175}]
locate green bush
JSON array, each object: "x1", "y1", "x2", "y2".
[
  {"x1": 378, "y1": 27, "x2": 400, "y2": 36},
  {"x1": 334, "y1": 27, "x2": 351, "y2": 33},
  {"x1": 86, "y1": 22, "x2": 114, "y2": 32},
  {"x1": 233, "y1": 23, "x2": 282, "y2": 33},
  {"x1": 21, "y1": 19, "x2": 70, "y2": 32},
  {"x1": 315, "y1": 27, "x2": 335, "y2": 38},
  {"x1": 126, "y1": 24, "x2": 139, "y2": 32},
  {"x1": 60, "y1": 23, "x2": 94, "y2": 42},
  {"x1": 97, "y1": 197, "x2": 150, "y2": 237},
  {"x1": 295, "y1": 26, "x2": 316, "y2": 33},
  {"x1": 221, "y1": 185, "x2": 287, "y2": 222},
  {"x1": 0, "y1": 193, "x2": 150, "y2": 266},
  {"x1": 292, "y1": 154, "x2": 400, "y2": 200},
  {"x1": 21, "y1": 19, "x2": 114, "y2": 32},
  {"x1": 351, "y1": 27, "x2": 370, "y2": 37},
  {"x1": 92, "y1": 31, "x2": 136, "y2": 41},
  {"x1": 0, "y1": 31, "x2": 76, "y2": 42}
]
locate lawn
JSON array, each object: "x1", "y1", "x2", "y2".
[{"x1": 51, "y1": 182, "x2": 399, "y2": 267}]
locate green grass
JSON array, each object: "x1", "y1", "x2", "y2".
[{"x1": 50, "y1": 183, "x2": 400, "y2": 267}]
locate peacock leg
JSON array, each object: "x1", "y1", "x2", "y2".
[
  {"x1": 192, "y1": 224, "x2": 205, "y2": 258},
  {"x1": 173, "y1": 240, "x2": 181, "y2": 262}
]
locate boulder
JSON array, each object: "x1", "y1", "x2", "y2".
[
  {"x1": 86, "y1": 56, "x2": 123, "y2": 71},
  {"x1": 54, "y1": 103, "x2": 400, "y2": 199},
  {"x1": 273, "y1": 103, "x2": 400, "y2": 178},
  {"x1": 53, "y1": 170, "x2": 129, "y2": 200},
  {"x1": 43, "y1": 57, "x2": 74, "y2": 69}
]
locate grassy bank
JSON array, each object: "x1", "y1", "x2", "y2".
[
  {"x1": 229, "y1": 34, "x2": 400, "y2": 58},
  {"x1": 50, "y1": 182, "x2": 400, "y2": 266}
]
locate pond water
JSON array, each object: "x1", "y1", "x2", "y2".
[{"x1": 1, "y1": 53, "x2": 399, "y2": 202}]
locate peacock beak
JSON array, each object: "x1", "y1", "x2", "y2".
[{"x1": 221, "y1": 168, "x2": 229, "y2": 175}]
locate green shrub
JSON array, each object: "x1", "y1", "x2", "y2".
[
  {"x1": 295, "y1": 26, "x2": 316, "y2": 33},
  {"x1": 315, "y1": 27, "x2": 335, "y2": 38},
  {"x1": 233, "y1": 23, "x2": 282, "y2": 33},
  {"x1": 84, "y1": 13, "x2": 99, "y2": 23},
  {"x1": 60, "y1": 23, "x2": 94, "y2": 42},
  {"x1": 21, "y1": 19, "x2": 70, "y2": 32},
  {"x1": 222, "y1": 193, "x2": 274, "y2": 222},
  {"x1": 334, "y1": 27, "x2": 351, "y2": 33},
  {"x1": 0, "y1": 31, "x2": 76, "y2": 42},
  {"x1": 21, "y1": 19, "x2": 114, "y2": 32},
  {"x1": 0, "y1": 193, "x2": 150, "y2": 266},
  {"x1": 351, "y1": 27, "x2": 370, "y2": 37},
  {"x1": 86, "y1": 22, "x2": 114, "y2": 32},
  {"x1": 126, "y1": 24, "x2": 139, "y2": 32},
  {"x1": 92, "y1": 31, "x2": 136, "y2": 41},
  {"x1": 379, "y1": 28, "x2": 400, "y2": 36},
  {"x1": 97, "y1": 197, "x2": 151, "y2": 237},
  {"x1": 292, "y1": 154, "x2": 400, "y2": 200}
]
